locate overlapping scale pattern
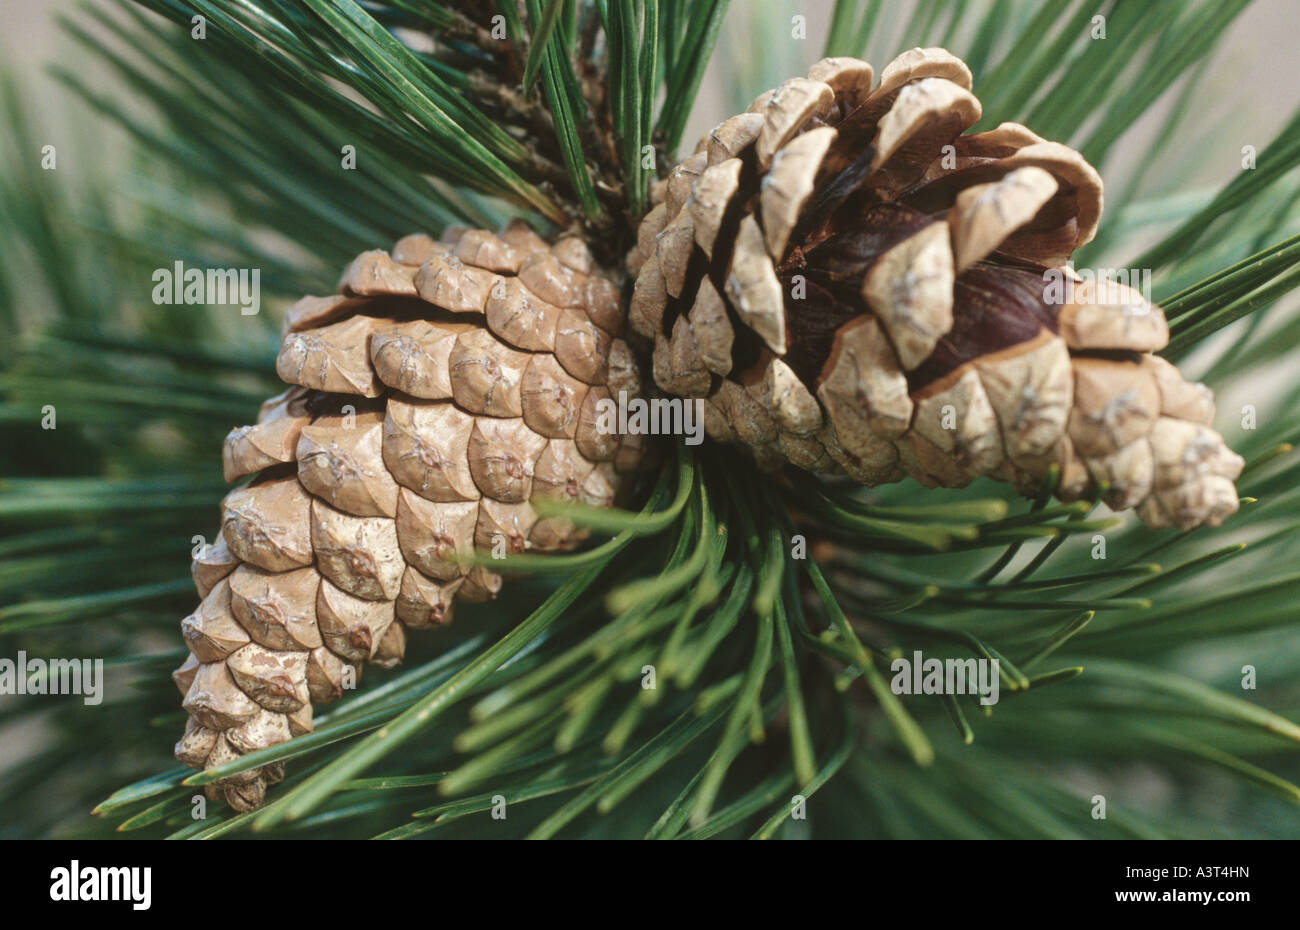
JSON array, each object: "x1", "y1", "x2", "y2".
[
  {"x1": 628, "y1": 48, "x2": 1242, "y2": 529},
  {"x1": 176, "y1": 222, "x2": 644, "y2": 810}
]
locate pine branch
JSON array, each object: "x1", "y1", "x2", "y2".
[{"x1": 4, "y1": 0, "x2": 1300, "y2": 840}]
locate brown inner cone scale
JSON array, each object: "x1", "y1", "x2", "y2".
[
  {"x1": 643, "y1": 58, "x2": 1078, "y2": 398},
  {"x1": 696, "y1": 155, "x2": 1071, "y2": 395}
]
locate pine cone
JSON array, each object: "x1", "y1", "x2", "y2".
[
  {"x1": 628, "y1": 48, "x2": 1242, "y2": 529},
  {"x1": 175, "y1": 222, "x2": 645, "y2": 810}
]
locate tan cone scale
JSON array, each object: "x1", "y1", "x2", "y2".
[
  {"x1": 175, "y1": 222, "x2": 644, "y2": 810},
  {"x1": 628, "y1": 48, "x2": 1242, "y2": 530}
]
